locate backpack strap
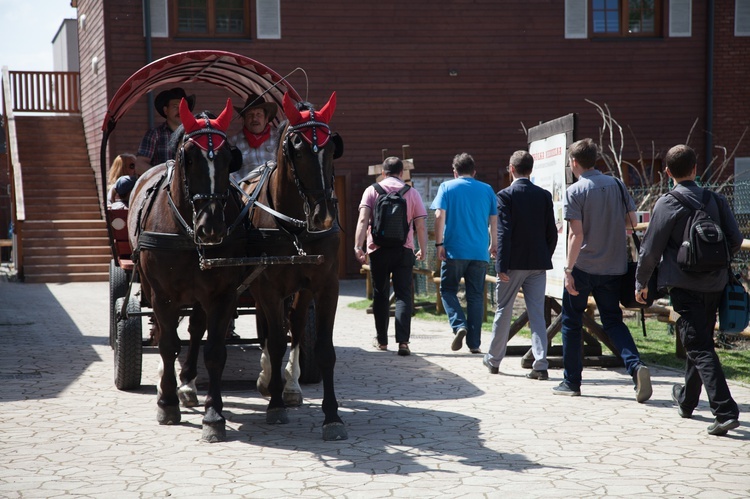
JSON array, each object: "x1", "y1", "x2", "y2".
[
  {"x1": 372, "y1": 183, "x2": 386, "y2": 196},
  {"x1": 397, "y1": 184, "x2": 411, "y2": 196},
  {"x1": 667, "y1": 189, "x2": 699, "y2": 212}
]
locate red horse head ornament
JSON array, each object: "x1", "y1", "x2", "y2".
[
  {"x1": 179, "y1": 98, "x2": 233, "y2": 158},
  {"x1": 282, "y1": 92, "x2": 336, "y2": 152}
]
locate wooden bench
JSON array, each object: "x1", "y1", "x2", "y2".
[
  {"x1": 360, "y1": 264, "x2": 435, "y2": 314},
  {"x1": 433, "y1": 273, "x2": 496, "y2": 322}
]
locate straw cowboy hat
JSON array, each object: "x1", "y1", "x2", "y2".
[
  {"x1": 234, "y1": 92, "x2": 278, "y2": 119},
  {"x1": 154, "y1": 87, "x2": 196, "y2": 118}
]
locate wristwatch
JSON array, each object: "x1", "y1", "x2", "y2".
[
  {"x1": 354, "y1": 246, "x2": 363, "y2": 251},
  {"x1": 564, "y1": 266, "x2": 573, "y2": 274}
]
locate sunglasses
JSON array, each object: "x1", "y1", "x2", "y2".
[{"x1": 127, "y1": 163, "x2": 136, "y2": 170}]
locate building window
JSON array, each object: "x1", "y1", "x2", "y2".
[
  {"x1": 175, "y1": 0, "x2": 249, "y2": 38},
  {"x1": 591, "y1": 0, "x2": 662, "y2": 37}
]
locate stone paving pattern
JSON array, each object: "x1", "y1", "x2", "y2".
[{"x1": 0, "y1": 279, "x2": 749, "y2": 498}]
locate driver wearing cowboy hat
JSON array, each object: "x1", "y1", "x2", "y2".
[
  {"x1": 228, "y1": 92, "x2": 279, "y2": 183},
  {"x1": 135, "y1": 87, "x2": 196, "y2": 174}
]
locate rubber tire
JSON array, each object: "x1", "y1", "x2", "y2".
[
  {"x1": 109, "y1": 259, "x2": 128, "y2": 349},
  {"x1": 298, "y1": 301, "x2": 322, "y2": 384},
  {"x1": 114, "y1": 296, "x2": 143, "y2": 390}
]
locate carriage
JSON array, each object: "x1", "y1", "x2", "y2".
[{"x1": 102, "y1": 51, "x2": 346, "y2": 441}]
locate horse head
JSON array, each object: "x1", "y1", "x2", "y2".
[
  {"x1": 281, "y1": 92, "x2": 343, "y2": 232},
  {"x1": 173, "y1": 98, "x2": 235, "y2": 245}
]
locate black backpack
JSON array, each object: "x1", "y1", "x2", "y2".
[
  {"x1": 370, "y1": 183, "x2": 411, "y2": 247},
  {"x1": 668, "y1": 189, "x2": 731, "y2": 272}
]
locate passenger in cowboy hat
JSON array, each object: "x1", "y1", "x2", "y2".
[
  {"x1": 229, "y1": 91, "x2": 280, "y2": 183},
  {"x1": 135, "y1": 87, "x2": 196, "y2": 174}
]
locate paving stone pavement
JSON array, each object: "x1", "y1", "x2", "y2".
[{"x1": 1, "y1": 278, "x2": 749, "y2": 498}]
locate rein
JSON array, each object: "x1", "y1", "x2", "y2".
[
  {"x1": 165, "y1": 122, "x2": 243, "y2": 246},
  {"x1": 280, "y1": 118, "x2": 338, "y2": 234}
]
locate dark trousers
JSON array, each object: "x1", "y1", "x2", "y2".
[
  {"x1": 370, "y1": 246, "x2": 414, "y2": 345},
  {"x1": 670, "y1": 287, "x2": 739, "y2": 422}
]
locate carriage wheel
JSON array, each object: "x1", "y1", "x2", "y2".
[
  {"x1": 114, "y1": 296, "x2": 143, "y2": 390},
  {"x1": 109, "y1": 259, "x2": 128, "y2": 349},
  {"x1": 298, "y1": 301, "x2": 322, "y2": 384}
]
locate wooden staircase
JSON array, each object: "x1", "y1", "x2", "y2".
[{"x1": 15, "y1": 115, "x2": 110, "y2": 283}]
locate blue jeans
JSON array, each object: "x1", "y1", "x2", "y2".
[
  {"x1": 561, "y1": 267, "x2": 642, "y2": 390},
  {"x1": 440, "y1": 259, "x2": 487, "y2": 350}
]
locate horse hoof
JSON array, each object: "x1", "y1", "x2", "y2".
[
  {"x1": 283, "y1": 390, "x2": 303, "y2": 407},
  {"x1": 266, "y1": 407, "x2": 289, "y2": 424},
  {"x1": 201, "y1": 421, "x2": 226, "y2": 442},
  {"x1": 178, "y1": 386, "x2": 199, "y2": 407},
  {"x1": 201, "y1": 407, "x2": 227, "y2": 442},
  {"x1": 156, "y1": 405, "x2": 181, "y2": 425},
  {"x1": 322, "y1": 422, "x2": 348, "y2": 441}
]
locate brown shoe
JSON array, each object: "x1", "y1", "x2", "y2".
[{"x1": 372, "y1": 338, "x2": 387, "y2": 351}]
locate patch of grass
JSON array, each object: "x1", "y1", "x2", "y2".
[{"x1": 349, "y1": 296, "x2": 750, "y2": 384}]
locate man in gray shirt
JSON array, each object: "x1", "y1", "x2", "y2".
[{"x1": 554, "y1": 138, "x2": 652, "y2": 402}]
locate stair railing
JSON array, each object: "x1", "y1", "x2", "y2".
[{"x1": 1, "y1": 67, "x2": 81, "y2": 275}]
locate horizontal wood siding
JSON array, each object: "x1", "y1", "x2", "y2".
[
  {"x1": 713, "y1": 0, "x2": 750, "y2": 170},
  {"x1": 82, "y1": 0, "x2": 746, "y2": 276}
]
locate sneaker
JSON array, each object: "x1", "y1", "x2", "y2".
[
  {"x1": 552, "y1": 382, "x2": 580, "y2": 396},
  {"x1": 526, "y1": 369, "x2": 549, "y2": 380},
  {"x1": 482, "y1": 355, "x2": 499, "y2": 374},
  {"x1": 671, "y1": 384, "x2": 692, "y2": 419},
  {"x1": 707, "y1": 418, "x2": 740, "y2": 436},
  {"x1": 451, "y1": 327, "x2": 467, "y2": 351},
  {"x1": 469, "y1": 348, "x2": 482, "y2": 354},
  {"x1": 634, "y1": 364, "x2": 652, "y2": 403},
  {"x1": 397, "y1": 343, "x2": 410, "y2": 356}
]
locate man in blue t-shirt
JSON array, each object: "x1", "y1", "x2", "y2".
[{"x1": 431, "y1": 153, "x2": 498, "y2": 353}]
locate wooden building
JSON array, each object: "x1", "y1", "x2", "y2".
[{"x1": 6, "y1": 0, "x2": 750, "y2": 279}]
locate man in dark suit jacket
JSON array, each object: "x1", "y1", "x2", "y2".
[{"x1": 483, "y1": 150, "x2": 558, "y2": 379}]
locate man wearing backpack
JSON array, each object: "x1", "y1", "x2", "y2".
[
  {"x1": 354, "y1": 157, "x2": 428, "y2": 356},
  {"x1": 635, "y1": 144, "x2": 742, "y2": 436}
]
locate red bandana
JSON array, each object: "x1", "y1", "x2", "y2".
[{"x1": 243, "y1": 125, "x2": 271, "y2": 148}]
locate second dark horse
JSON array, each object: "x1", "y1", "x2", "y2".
[{"x1": 248, "y1": 92, "x2": 347, "y2": 441}]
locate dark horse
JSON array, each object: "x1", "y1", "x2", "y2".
[
  {"x1": 127, "y1": 98, "x2": 246, "y2": 442},
  {"x1": 248, "y1": 92, "x2": 347, "y2": 441}
]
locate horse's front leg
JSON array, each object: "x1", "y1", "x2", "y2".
[
  {"x1": 154, "y1": 304, "x2": 182, "y2": 426},
  {"x1": 200, "y1": 294, "x2": 234, "y2": 443},
  {"x1": 263, "y1": 297, "x2": 290, "y2": 424},
  {"x1": 178, "y1": 304, "x2": 206, "y2": 408},
  {"x1": 283, "y1": 292, "x2": 310, "y2": 407},
  {"x1": 315, "y1": 284, "x2": 347, "y2": 441}
]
